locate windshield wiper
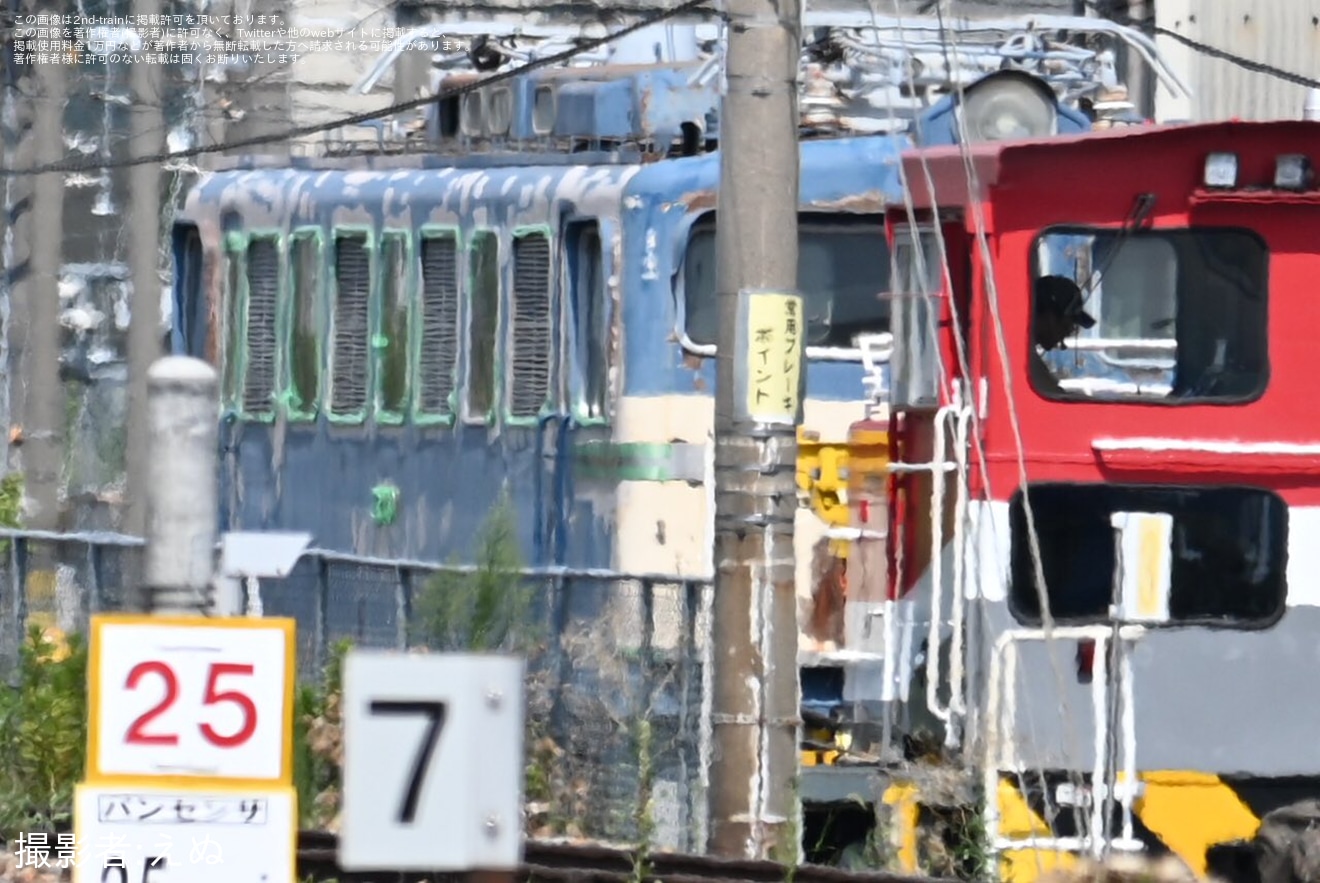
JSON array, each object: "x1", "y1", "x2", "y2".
[{"x1": 1078, "y1": 192, "x2": 1158, "y2": 306}]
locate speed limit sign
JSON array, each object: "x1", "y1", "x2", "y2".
[{"x1": 86, "y1": 614, "x2": 296, "y2": 786}]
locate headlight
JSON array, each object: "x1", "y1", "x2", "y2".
[
  {"x1": 960, "y1": 73, "x2": 1058, "y2": 142},
  {"x1": 1274, "y1": 154, "x2": 1313, "y2": 190},
  {"x1": 1203, "y1": 152, "x2": 1238, "y2": 189}
]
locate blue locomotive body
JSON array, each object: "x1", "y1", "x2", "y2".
[{"x1": 173, "y1": 135, "x2": 910, "y2": 571}]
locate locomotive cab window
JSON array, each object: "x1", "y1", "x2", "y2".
[
  {"x1": 1008, "y1": 484, "x2": 1287, "y2": 629},
  {"x1": 889, "y1": 224, "x2": 944, "y2": 409},
  {"x1": 682, "y1": 213, "x2": 889, "y2": 350},
  {"x1": 1030, "y1": 227, "x2": 1268, "y2": 402},
  {"x1": 172, "y1": 224, "x2": 204, "y2": 358}
]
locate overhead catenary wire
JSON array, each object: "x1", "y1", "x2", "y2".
[{"x1": 0, "y1": 0, "x2": 711, "y2": 178}]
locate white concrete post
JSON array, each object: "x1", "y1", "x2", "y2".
[{"x1": 144, "y1": 356, "x2": 219, "y2": 615}]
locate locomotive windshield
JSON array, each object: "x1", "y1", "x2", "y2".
[
  {"x1": 1030, "y1": 226, "x2": 1269, "y2": 402},
  {"x1": 682, "y1": 213, "x2": 890, "y2": 350},
  {"x1": 1008, "y1": 483, "x2": 1286, "y2": 628}
]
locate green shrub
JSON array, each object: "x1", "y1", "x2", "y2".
[
  {"x1": 410, "y1": 493, "x2": 538, "y2": 652},
  {"x1": 0, "y1": 472, "x2": 23, "y2": 558},
  {"x1": 296, "y1": 639, "x2": 351, "y2": 831},
  {"x1": 0, "y1": 497, "x2": 548, "y2": 837},
  {"x1": 0, "y1": 626, "x2": 88, "y2": 837}
]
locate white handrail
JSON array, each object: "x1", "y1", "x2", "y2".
[
  {"x1": 925, "y1": 404, "x2": 953, "y2": 729},
  {"x1": 1089, "y1": 634, "x2": 1109, "y2": 858},
  {"x1": 1067, "y1": 338, "x2": 1176, "y2": 352},
  {"x1": 983, "y1": 625, "x2": 1148, "y2": 876},
  {"x1": 948, "y1": 405, "x2": 972, "y2": 724},
  {"x1": 924, "y1": 402, "x2": 974, "y2": 746},
  {"x1": 1120, "y1": 648, "x2": 1137, "y2": 845}
]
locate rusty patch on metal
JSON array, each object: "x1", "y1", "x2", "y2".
[
  {"x1": 680, "y1": 189, "x2": 884, "y2": 214},
  {"x1": 805, "y1": 539, "x2": 847, "y2": 649},
  {"x1": 679, "y1": 189, "x2": 717, "y2": 211},
  {"x1": 639, "y1": 80, "x2": 652, "y2": 129},
  {"x1": 806, "y1": 190, "x2": 887, "y2": 213}
]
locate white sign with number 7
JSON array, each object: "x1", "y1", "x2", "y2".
[
  {"x1": 339, "y1": 651, "x2": 525, "y2": 871},
  {"x1": 87, "y1": 615, "x2": 295, "y2": 786}
]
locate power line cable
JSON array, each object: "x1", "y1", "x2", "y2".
[
  {"x1": 10, "y1": 0, "x2": 1317, "y2": 177},
  {"x1": 0, "y1": 0, "x2": 711, "y2": 177}
]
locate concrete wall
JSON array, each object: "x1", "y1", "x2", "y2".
[
  {"x1": 1155, "y1": 0, "x2": 1320, "y2": 123},
  {"x1": 285, "y1": 0, "x2": 400, "y2": 146}
]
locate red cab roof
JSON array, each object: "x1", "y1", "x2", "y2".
[{"x1": 898, "y1": 120, "x2": 1320, "y2": 212}]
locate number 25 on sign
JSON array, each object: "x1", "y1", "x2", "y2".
[{"x1": 87, "y1": 615, "x2": 296, "y2": 785}]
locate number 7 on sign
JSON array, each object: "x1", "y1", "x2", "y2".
[{"x1": 369, "y1": 701, "x2": 446, "y2": 824}]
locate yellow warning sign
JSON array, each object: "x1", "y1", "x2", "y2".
[{"x1": 744, "y1": 291, "x2": 804, "y2": 424}]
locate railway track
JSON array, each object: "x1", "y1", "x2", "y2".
[{"x1": 297, "y1": 831, "x2": 954, "y2": 883}]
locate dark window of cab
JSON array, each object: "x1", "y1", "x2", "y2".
[
  {"x1": 682, "y1": 213, "x2": 890, "y2": 350},
  {"x1": 1028, "y1": 226, "x2": 1269, "y2": 404},
  {"x1": 1007, "y1": 483, "x2": 1287, "y2": 630}
]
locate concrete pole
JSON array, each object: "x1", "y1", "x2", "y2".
[
  {"x1": 706, "y1": 0, "x2": 802, "y2": 861},
  {"x1": 126, "y1": 0, "x2": 165, "y2": 541},
  {"x1": 4, "y1": 30, "x2": 34, "y2": 479},
  {"x1": 144, "y1": 357, "x2": 218, "y2": 615},
  {"x1": 8, "y1": 41, "x2": 68, "y2": 530}
]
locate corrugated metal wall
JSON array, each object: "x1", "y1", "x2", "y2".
[{"x1": 1156, "y1": 0, "x2": 1320, "y2": 122}]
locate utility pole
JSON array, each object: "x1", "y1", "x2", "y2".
[
  {"x1": 143, "y1": 357, "x2": 218, "y2": 615},
  {"x1": 0, "y1": 13, "x2": 14, "y2": 444},
  {"x1": 125, "y1": 0, "x2": 165, "y2": 541},
  {"x1": 7, "y1": 34, "x2": 67, "y2": 531},
  {"x1": 706, "y1": 0, "x2": 803, "y2": 862}
]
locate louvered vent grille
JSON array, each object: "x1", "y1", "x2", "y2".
[
  {"x1": 331, "y1": 235, "x2": 372, "y2": 416},
  {"x1": 418, "y1": 236, "x2": 461, "y2": 415},
  {"x1": 509, "y1": 234, "x2": 552, "y2": 418},
  {"x1": 242, "y1": 239, "x2": 280, "y2": 415}
]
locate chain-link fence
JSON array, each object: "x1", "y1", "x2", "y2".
[{"x1": 0, "y1": 528, "x2": 715, "y2": 853}]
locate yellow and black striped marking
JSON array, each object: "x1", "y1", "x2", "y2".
[{"x1": 875, "y1": 770, "x2": 1317, "y2": 883}]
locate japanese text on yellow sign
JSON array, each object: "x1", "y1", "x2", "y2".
[{"x1": 745, "y1": 292, "x2": 804, "y2": 423}]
